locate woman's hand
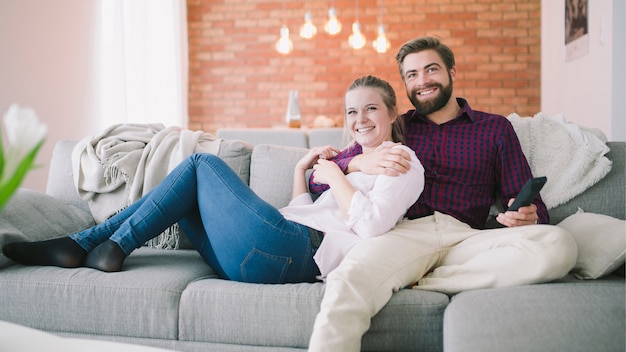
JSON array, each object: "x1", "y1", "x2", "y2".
[
  {"x1": 312, "y1": 159, "x2": 356, "y2": 220},
  {"x1": 292, "y1": 145, "x2": 341, "y2": 199},
  {"x1": 295, "y1": 145, "x2": 341, "y2": 172},
  {"x1": 311, "y1": 159, "x2": 345, "y2": 185}
]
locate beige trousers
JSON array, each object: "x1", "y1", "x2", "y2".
[{"x1": 308, "y1": 212, "x2": 577, "y2": 352}]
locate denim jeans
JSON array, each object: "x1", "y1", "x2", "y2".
[{"x1": 71, "y1": 153, "x2": 321, "y2": 283}]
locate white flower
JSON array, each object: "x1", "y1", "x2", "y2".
[
  {"x1": 0, "y1": 103, "x2": 47, "y2": 210},
  {"x1": 3, "y1": 104, "x2": 47, "y2": 157}
]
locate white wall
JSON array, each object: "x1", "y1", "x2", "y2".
[
  {"x1": 613, "y1": 0, "x2": 626, "y2": 140},
  {"x1": 0, "y1": 0, "x2": 102, "y2": 192},
  {"x1": 541, "y1": 0, "x2": 626, "y2": 141}
]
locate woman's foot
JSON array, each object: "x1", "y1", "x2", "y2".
[
  {"x1": 2, "y1": 236, "x2": 87, "y2": 268},
  {"x1": 84, "y1": 240, "x2": 126, "y2": 272}
]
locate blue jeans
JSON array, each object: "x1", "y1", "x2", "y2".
[{"x1": 70, "y1": 153, "x2": 321, "y2": 283}]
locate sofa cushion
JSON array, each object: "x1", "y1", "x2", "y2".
[
  {"x1": 557, "y1": 211, "x2": 626, "y2": 279},
  {"x1": 0, "y1": 189, "x2": 95, "y2": 268},
  {"x1": 216, "y1": 138, "x2": 254, "y2": 185},
  {"x1": 179, "y1": 279, "x2": 448, "y2": 351},
  {"x1": 444, "y1": 281, "x2": 626, "y2": 352},
  {"x1": 249, "y1": 144, "x2": 309, "y2": 209},
  {"x1": 0, "y1": 248, "x2": 216, "y2": 339}
]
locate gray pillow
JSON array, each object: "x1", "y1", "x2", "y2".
[{"x1": 0, "y1": 189, "x2": 95, "y2": 268}]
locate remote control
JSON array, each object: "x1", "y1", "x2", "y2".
[{"x1": 508, "y1": 176, "x2": 547, "y2": 211}]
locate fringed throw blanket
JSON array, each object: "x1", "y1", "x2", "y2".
[
  {"x1": 71, "y1": 123, "x2": 222, "y2": 249},
  {"x1": 507, "y1": 112, "x2": 612, "y2": 209}
]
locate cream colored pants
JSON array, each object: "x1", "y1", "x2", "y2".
[{"x1": 308, "y1": 212, "x2": 577, "y2": 352}]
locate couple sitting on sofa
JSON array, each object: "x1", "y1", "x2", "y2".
[{"x1": 2, "y1": 36, "x2": 577, "y2": 352}]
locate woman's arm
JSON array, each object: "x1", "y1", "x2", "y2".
[
  {"x1": 347, "y1": 146, "x2": 425, "y2": 238},
  {"x1": 311, "y1": 159, "x2": 356, "y2": 220}
]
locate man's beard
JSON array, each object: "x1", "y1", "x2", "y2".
[{"x1": 408, "y1": 78, "x2": 453, "y2": 116}]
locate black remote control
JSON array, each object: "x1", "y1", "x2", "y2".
[{"x1": 508, "y1": 176, "x2": 547, "y2": 211}]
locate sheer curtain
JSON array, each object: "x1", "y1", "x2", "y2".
[{"x1": 96, "y1": 0, "x2": 188, "y2": 129}]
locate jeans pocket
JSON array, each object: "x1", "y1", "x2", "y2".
[{"x1": 241, "y1": 248, "x2": 292, "y2": 284}]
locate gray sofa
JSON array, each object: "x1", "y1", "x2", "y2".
[{"x1": 0, "y1": 132, "x2": 624, "y2": 352}]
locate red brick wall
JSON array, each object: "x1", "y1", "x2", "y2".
[{"x1": 187, "y1": 0, "x2": 541, "y2": 132}]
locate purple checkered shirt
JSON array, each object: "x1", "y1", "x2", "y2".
[{"x1": 309, "y1": 98, "x2": 549, "y2": 229}]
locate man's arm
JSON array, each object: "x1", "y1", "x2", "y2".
[
  {"x1": 308, "y1": 143, "x2": 412, "y2": 195},
  {"x1": 495, "y1": 121, "x2": 549, "y2": 227},
  {"x1": 345, "y1": 146, "x2": 412, "y2": 176}
]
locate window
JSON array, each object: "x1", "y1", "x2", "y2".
[{"x1": 96, "y1": 0, "x2": 188, "y2": 129}]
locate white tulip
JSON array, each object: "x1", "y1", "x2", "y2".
[
  {"x1": 0, "y1": 104, "x2": 47, "y2": 209},
  {"x1": 3, "y1": 104, "x2": 47, "y2": 156}
]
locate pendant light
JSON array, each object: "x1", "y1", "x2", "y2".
[
  {"x1": 324, "y1": 1, "x2": 341, "y2": 35},
  {"x1": 348, "y1": 0, "x2": 365, "y2": 49},
  {"x1": 276, "y1": 25, "x2": 293, "y2": 55},
  {"x1": 300, "y1": 12, "x2": 317, "y2": 39},
  {"x1": 372, "y1": 0, "x2": 390, "y2": 53},
  {"x1": 275, "y1": 0, "x2": 293, "y2": 54}
]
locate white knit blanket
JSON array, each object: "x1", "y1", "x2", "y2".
[
  {"x1": 72, "y1": 123, "x2": 222, "y2": 248},
  {"x1": 507, "y1": 112, "x2": 612, "y2": 209}
]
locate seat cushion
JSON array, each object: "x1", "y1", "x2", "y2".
[
  {"x1": 444, "y1": 280, "x2": 626, "y2": 352},
  {"x1": 0, "y1": 248, "x2": 216, "y2": 339},
  {"x1": 179, "y1": 279, "x2": 449, "y2": 351}
]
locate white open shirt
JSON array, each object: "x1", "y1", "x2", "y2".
[{"x1": 280, "y1": 142, "x2": 425, "y2": 279}]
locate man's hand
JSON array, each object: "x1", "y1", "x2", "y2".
[
  {"x1": 347, "y1": 143, "x2": 411, "y2": 176},
  {"x1": 496, "y1": 198, "x2": 539, "y2": 227}
]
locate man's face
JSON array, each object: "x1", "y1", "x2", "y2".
[{"x1": 401, "y1": 50, "x2": 455, "y2": 115}]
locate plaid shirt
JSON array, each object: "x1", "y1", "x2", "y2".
[{"x1": 310, "y1": 98, "x2": 549, "y2": 229}]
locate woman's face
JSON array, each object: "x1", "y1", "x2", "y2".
[{"x1": 344, "y1": 87, "x2": 394, "y2": 152}]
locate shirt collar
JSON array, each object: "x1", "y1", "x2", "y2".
[{"x1": 406, "y1": 97, "x2": 475, "y2": 124}]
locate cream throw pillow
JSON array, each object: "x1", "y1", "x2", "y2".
[{"x1": 557, "y1": 210, "x2": 626, "y2": 279}]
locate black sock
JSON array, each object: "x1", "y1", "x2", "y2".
[
  {"x1": 84, "y1": 240, "x2": 127, "y2": 272},
  {"x1": 2, "y1": 236, "x2": 87, "y2": 268}
]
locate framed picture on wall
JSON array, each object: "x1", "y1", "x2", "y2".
[{"x1": 565, "y1": 0, "x2": 589, "y2": 61}]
